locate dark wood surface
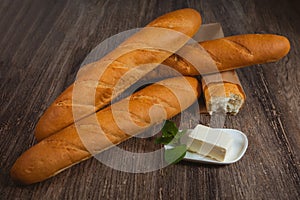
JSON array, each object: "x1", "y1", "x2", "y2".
[{"x1": 1, "y1": 0, "x2": 299, "y2": 199}]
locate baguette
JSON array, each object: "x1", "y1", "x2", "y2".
[
  {"x1": 163, "y1": 34, "x2": 290, "y2": 75},
  {"x1": 125, "y1": 34, "x2": 290, "y2": 87},
  {"x1": 11, "y1": 76, "x2": 200, "y2": 185},
  {"x1": 35, "y1": 8, "x2": 202, "y2": 141},
  {"x1": 202, "y1": 70, "x2": 246, "y2": 115}
]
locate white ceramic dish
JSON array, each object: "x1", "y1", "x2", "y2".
[{"x1": 164, "y1": 128, "x2": 248, "y2": 165}]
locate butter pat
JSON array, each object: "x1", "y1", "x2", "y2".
[{"x1": 186, "y1": 125, "x2": 233, "y2": 161}]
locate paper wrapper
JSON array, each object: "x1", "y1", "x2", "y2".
[
  {"x1": 193, "y1": 23, "x2": 246, "y2": 114},
  {"x1": 201, "y1": 70, "x2": 244, "y2": 93}
]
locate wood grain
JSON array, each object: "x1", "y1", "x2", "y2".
[{"x1": 0, "y1": 0, "x2": 299, "y2": 199}]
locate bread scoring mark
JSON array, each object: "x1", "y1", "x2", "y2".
[
  {"x1": 55, "y1": 101, "x2": 96, "y2": 110},
  {"x1": 204, "y1": 49, "x2": 222, "y2": 67},
  {"x1": 114, "y1": 109, "x2": 151, "y2": 125},
  {"x1": 224, "y1": 39, "x2": 254, "y2": 56},
  {"x1": 44, "y1": 139, "x2": 89, "y2": 152},
  {"x1": 174, "y1": 55, "x2": 178, "y2": 62},
  {"x1": 132, "y1": 95, "x2": 178, "y2": 111}
]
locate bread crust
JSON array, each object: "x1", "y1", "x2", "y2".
[
  {"x1": 11, "y1": 76, "x2": 200, "y2": 185},
  {"x1": 203, "y1": 82, "x2": 245, "y2": 115},
  {"x1": 35, "y1": 9, "x2": 202, "y2": 141},
  {"x1": 163, "y1": 34, "x2": 290, "y2": 75},
  {"x1": 201, "y1": 70, "x2": 246, "y2": 115}
]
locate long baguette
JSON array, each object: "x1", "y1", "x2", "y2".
[
  {"x1": 120, "y1": 34, "x2": 290, "y2": 85},
  {"x1": 163, "y1": 34, "x2": 290, "y2": 75},
  {"x1": 11, "y1": 76, "x2": 200, "y2": 185},
  {"x1": 34, "y1": 9, "x2": 202, "y2": 141}
]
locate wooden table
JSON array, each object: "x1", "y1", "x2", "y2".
[{"x1": 1, "y1": 0, "x2": 299, "y2": 199}]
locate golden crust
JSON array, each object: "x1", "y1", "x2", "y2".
[
  {"x1": 11, "y1": 76, "x2": 200, "y2": 185},
  {"x1": 35, "y1": 9, "x2": 202, "y2": 141},
  {"x1": 165, "y1": 34, "x2": 290, "y2": 75},
  {"x1": 203, "y1": 82, "x2": 245, "y2": 115},
  {"x1": 204, "y1": 82, "x2": 245, "y2": 100}
]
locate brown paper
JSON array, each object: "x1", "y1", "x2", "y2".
[
  {"x1": 193, "y1": 23, "x2": 225, "y2": 42},
  {"x1": 202, "y1": 70, "x2": 243, "y2": 89},
  {"x1": 192, "y1": 24, "x2": 246, "y2": 114}
]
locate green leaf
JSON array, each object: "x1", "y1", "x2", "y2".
[
  {"x1": 170, "y1": 129, "x2": 187, "y2": 145},
  {"x1": 155, "y1": 120, "x2": 188, "y2": 164},
  {"x1": 164, "y1": 145, "x2": 187, "y2": 164},
  {"x1": 155, "y1": 120, "x2": 179, "y2": 145},
  {"x1": 155, "y1": 136, "x2": 173, "y2": 145},
  {"x1": 161, "y1": 120, "x2": 178, "y2": 138}
]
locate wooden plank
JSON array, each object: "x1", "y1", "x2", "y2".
[{"x1": 0, "y1": 0, "x2": 299, "y2": 199}]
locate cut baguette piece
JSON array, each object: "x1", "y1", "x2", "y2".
[
  {"x1": 11, "y1": 76, "x2": 200, "y2": 185},
  {"x1": 201, "y1": 70, "x2": 245, "y2": 115},
  {"x1": 203, "y1": 82, "x2": 245, "y2": 115}
]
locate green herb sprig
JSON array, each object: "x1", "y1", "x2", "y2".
[{"x1": 155, "y1": 120, "x2": 187, "y2": 164}]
